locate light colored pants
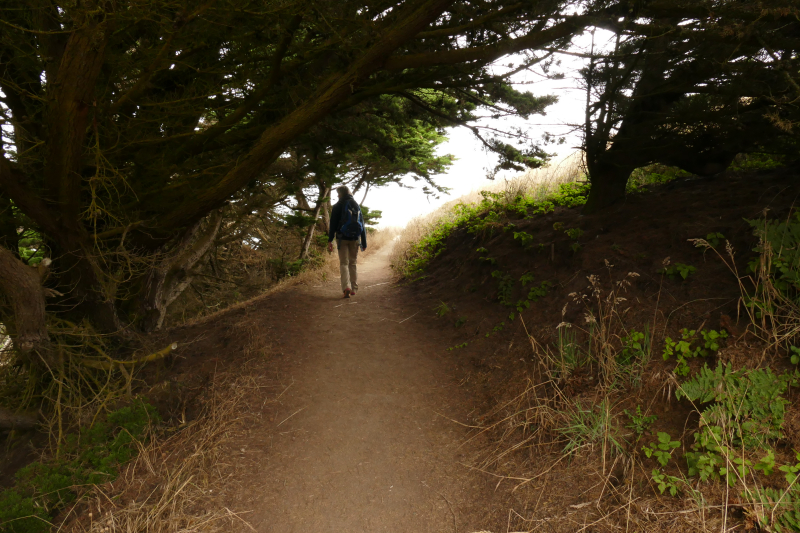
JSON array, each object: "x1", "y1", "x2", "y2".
[{"x1": 337, "y1": 239, "x2": 359, "y2": 292}]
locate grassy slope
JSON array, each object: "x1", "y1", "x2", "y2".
[{"x1": 393, "y1": 163, "x2": 800, "y2": 532}]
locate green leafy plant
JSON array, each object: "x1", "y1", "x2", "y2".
[
  {"x1": 650, "y1": 469, "x2": 683, "y2": 497},
  {"x1": 627, "y1": 164, "x2": 691, "y2": 192},
  {"x1": 746, "y1": 452, "x2": 800, "y2": 532},
  {"x1": 513, "y1": 231, "x2": 535, "y2": 247},
  {"x1": 519, "y1": 272, "x2": 536, "y2": 286},
  {"x1": 791, "y1": 346, "x2": 800, "y2": 365},
  {"x1": 674, "y1": 363, "x2": 796, "y2": 487},
  {"x1": 705, "y1": 232, "x2": 726, "y2": 248},
  {"x1": 643, "y1": 432, "x2": 681, "y2": 467},
  {"x1": 491, "y1": 270, "x2": 515, "y2": 307},
  {"x1": 564, "y1": 227, "x2": 583, "y2": 240},
  {"x1": 447, "y1": 342, "x2": 468, "y2": 351},
  {"x1": 434, "y1": 301, "x2": 451, "y2": 317},
  {"x1": 659, "y1": 262, "x2": 697, "y2": 280},
  {"x1": 455, "y1": 316, "x2": 467, "y2": 328},
  {"x1": 617, "y1": 327, "x2": 652, "y2": 387},
  {"x1": 485, "y1": 321, "x2": 506, "y2": 337},
  {"x1": 677, "y1": 363, "x2": 794, "y2": 449},
  {"x1": 625, "y1": 405, "x2": 657, "y2": 436},
  {"x1": 662, "y1": 328, "x2": 727, "y2": 376},
  {"x1": 0, "y1": 401, "x2": 159, "y2": 533}
]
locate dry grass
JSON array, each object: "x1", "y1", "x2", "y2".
[
  {"x1": 60, "y1": 362, "x2": 268, "y2": 533},
  {"x1": 390, "y1": 152, "x2": 584, "y2": 270},
  {"x1": 172, "y1": 226, "x2": 398, "y2": 330}
]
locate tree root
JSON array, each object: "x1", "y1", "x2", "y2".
[
  {"x1": 0, "y1": 407, "x2": 38, "y2": 430},
  {"x1": 77, "y1": 343, "x2": 178, "y2": 371}
]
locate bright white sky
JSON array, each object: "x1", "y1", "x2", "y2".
[{"x1": 367, "y1": 30, "x2": 613, "y2": 228}]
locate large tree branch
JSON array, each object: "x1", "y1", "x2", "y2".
[
  {"x1": 416, "y1": 2, "x2": 525, "y2": 39},
  {"x1": 109, "y1": 1, "x2": 218, "y2": 114},
  {"x1": 43, "y1": 12, "x2": 110, "y2": 227},
  {"x1": 172, "y1": 14, "x2": 304, "y2": 161},
  {"x1": 157, "y1": 0, "x2": 456, "y2": 231},
  {"x1": 0, "y1": 156, "x2": 61, "y2": 238},
  {"x1": 0, "y1": 246, "x2": 50, "y2": 358},
  {"x1": 383, "y1": 14, "x2": 606, "y2": 71}
]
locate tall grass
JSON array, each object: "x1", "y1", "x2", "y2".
[{"x1": 390, "y1": 152, "x2": 585, "y2": 270}]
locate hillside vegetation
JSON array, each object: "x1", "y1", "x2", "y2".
[{"x1": 392, "y1": 156, "x2": 800, "y2": 532}]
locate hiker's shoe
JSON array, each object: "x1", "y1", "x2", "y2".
[
  {"x1": 350, "y1": 289, "x2": 357, "y2": 296},
  {"x1": 343, "y1": 288, "x2": 351, "y2": 298}
]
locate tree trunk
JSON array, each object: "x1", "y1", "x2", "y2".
[
  {"x1": 582, "y1": 169, "x2": 631, "y2": 214},
  {"x1": 299, "y1": 186, "x2": 329, "y2": 260},
  {"x1": 0, "y1": 194, "x2": 18, "y2": 255},
  {"x1": 582, "y1": 154, "x2": 636, "y2": 214},
  {"x1": 0, "y1": 407, "x2": 38, "y2": 431},
  {"x1": 321, "y1": 193, "x2": 332, "y2": 234},
  {"x1": 140, "y1": 209, "x2": 224, "y2": 332},
  {"x1": 0, "y1": 246, "x2": 50, "y2": 359}
]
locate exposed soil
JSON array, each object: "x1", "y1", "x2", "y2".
[{"x1": 142, "y1": 245, "x2": 499, "y2": 532}]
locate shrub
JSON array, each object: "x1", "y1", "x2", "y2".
[{"x1": 0, "y1": 400, "x2": 159, "y2": 533}]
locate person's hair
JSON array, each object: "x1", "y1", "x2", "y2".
[{"x1": 336, "y1": 185, "x2": 351, "y2": 196}]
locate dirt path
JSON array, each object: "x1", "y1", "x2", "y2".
[{"x1": 227, "y1": 246, "x2": 491, "y2": 532}]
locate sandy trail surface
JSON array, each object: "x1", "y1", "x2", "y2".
[{"x1": 228, "y1": 246, "x2": 491, "y2": 532}]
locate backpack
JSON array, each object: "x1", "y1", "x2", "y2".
[{"x1": 339, "y1": 198, "x2": 364, "y2": 240}]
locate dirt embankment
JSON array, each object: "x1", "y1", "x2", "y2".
[{"x1": 401, "y1": 168, "x2": 800, "y2": 531}]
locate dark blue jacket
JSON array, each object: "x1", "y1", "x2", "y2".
[{"x1": 328, "y1": 195, "x2": 367, "y2": 248}]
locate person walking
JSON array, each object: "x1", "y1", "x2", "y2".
[{"x1": 327, "y1": 186, "x2": 367, "y2": 298}]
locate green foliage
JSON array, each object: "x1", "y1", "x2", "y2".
[
  {"x1": 659, "y1": 262, "x2": 697, "y2": 280},
  {"x1": 519, "y1": 272, "x2": 536, "y2": 286},
  {"x1": 643, "y1": 432, "x2": 680, "y2": 467},
  {"x1": 0, "y1": 400, "x2": 159, "y2": 533},
  {"x1": 454, "y1": 316, "x2": 467, "y2": 328},
  {"x1": 447, "y1": 342, "x2": 468, "y2": 351},
  {"x1": 746, "y1": 453, "x2": 800, "y2": 532},
  {"x1": 360, "y1": 206, "x2": 382, "y2": 227},
  {"x1": 617, "y1": 327, "x2": 652, "y2": 387},
  {"x1": 17, "y1": 229, "x2": 46, "y2": 266},
  {"x1": 434, "y1": 301, "x2": 451, "y2": 317},
  {"x1": 398, "y1": 183, "x2": 590, "y2": 278},
  {"x1": 525, "y1": 281, "x2": 552, "y2": 304},
  {"x1": 791, "y1": 346, "x2": 800, "y2": 365},
  {"x1": 558, "y1": 399, "x2": 624, "y2": 457},
  {"x1": 650, "y1": 468, "x2": 684, "y2": 497},
  {"x1": 491, "y1": 270, "x2": 515, "y2": 307},
  {"x1": 624, "y1": 405, "x2": 657, "y2": 437},
  {"x1": 564, "y1": 228, "x2": 583, "y2": 240},
  {"x1": 662, "y1": 328, "x2": 727, "y2": 376},
  {"x1": 668, "y1": 363, "x2": 796, "y2": 489},
  {"x1": 284, "y1": 212, "x2": 318, "y2": 229},
  {"x1": 627, "y1": 164, "x2": 691, "y2": 192},
  {"x1": 705, "y1": 232, "x2": 726, "y2": 248},
  {"x1": 729, "y1": 152, "x2": 786, "y2": 172},
  {"x1": 747, "y1": 212, "x2": 800, "y2": 303},
  {"x1": 513, "y1": 231, "x2": 535, "y2": 247},
  {"x1": 554, "y1": 327, "x2": 581, "y2": 379},
  {"x1": 677, "y1": 363, "x2": 794, "y2": 449}
]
